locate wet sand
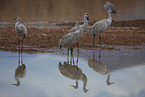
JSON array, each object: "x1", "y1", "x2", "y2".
[{"x1": 0, "y1": 20, "x2": 145, "y2": 53}]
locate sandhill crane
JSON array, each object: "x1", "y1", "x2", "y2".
[
  {"x1": 89, "y1": 1, "x2": 116, "y2": 47},
  {"x1": 14, "y1": 17, "x2": 27, "y2": 51},
  {"x1": 67, "y1": 13, "x2": 89, "y2": 46},
  {"x1": 59, "y1": 50, "x2": 88, "y2": 92},
  {"x1": 59, "y1": 23, "x2": 83, "y2": 55},
  {"x1": 68, "y1": 13, "x2": 89, "y2": 33},
  {"x1": 88, "y1": 49, "x2": 114, "y2": 85},
  {"x1": 12, "y1": 52, "x2": 26, "y2": 86}
]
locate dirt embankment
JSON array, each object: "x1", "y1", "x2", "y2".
[{"x1": 0, "y1": 20, "x2": 145, "y2": 53}]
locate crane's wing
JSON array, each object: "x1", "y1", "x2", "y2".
[
  {"x1": 67, "y1": 25, "x2": 83, "y2": 34},
  {"x1": 15, "y1": 24, "x2": 27, "y2": 37},
  {"x1": 89, "y1": 19, "x2": 109, "y2": 36},
  {"x1": 67, "y1": 26, "x2": 77, "y2": 34},
  {"x1": 19, "y1": 24, "x2": 27, "y2": 33},
  {"x1": 16, "y1": 24, "x2": 27, "y2": 37},
  {"x1": 60, "y1": 33, "x2": 76, "y2": 45}
]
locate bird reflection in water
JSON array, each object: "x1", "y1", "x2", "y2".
[
  {"x1": 88, "y1": 49, "x2": 114, "y2": 85},
  {"x1": 12, "y1": 51, "x2": 26, "y2": 86},
  {"x1": 59, "y1": 50, "x2": 89, "y2": 93}
]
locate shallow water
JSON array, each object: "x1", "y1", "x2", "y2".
[{"x1": 0, "y1": 47, "x2": 145, "y2": 97}]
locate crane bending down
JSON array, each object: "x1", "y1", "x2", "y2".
[
  {"x1": 14, "y1": 17, "x2": 27, "y2": 51},
  {"x1": 59, "y1": 23, "x2": 83, "y2": 55},
  {"x1": 67, "y1": 13, "x2": 89, "y2": 46},
  {"x1": 89, "y1": 1, "x2": 116, "y2": 47}
]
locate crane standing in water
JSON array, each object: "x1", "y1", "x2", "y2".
[
  {"x1": 14, "y1": 17, "x2": 27, "y2": 51},
  {"x1": 89, "y1": 1, "x2": 116, "y2": 47}
]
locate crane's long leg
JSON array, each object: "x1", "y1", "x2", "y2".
[
  {"x1": 72, "y1": 45, "x2": 75, "y2": 65},
  {"x1": 99, "y1": 34, "x2": 101, "y2": 47},
  {"x1": 18, "y1": 51, "x2": 20, "y2": 66},
  {"x1": 70, "y1": 45, "x2": 75, "y2": 65},
  {"x1": 67, "y1": 48, "x2": 69, "y2": 64},
  {"x1": 99, "y1": 48, "x2": 101, "y2": 61},
  {"x1": 19, "y1": 38, "x2": 20, "y2": 52},
  {"x1": 77, "y1": 41, "x2": 79, "y2": 55},
  {"x1": 93, "y1": 50, "x2": 95, "y2": 60},
  {"x1": 76, "y1": 48, "x2": 79, "y2": 66},
  {"x1": 18, "y1": 38, "x2": 21, "y2": 66},
  {"x1": 93, "y1": 34, "x2": 95, "y2": 46},
  {"x1": 21, "y1": 38, "x2": 23, "y2": 52},
  {"x1": 21, "y1": 38, "x2": 24, "y2": 64},
  {"x1": 70, "y1": 48, "x2": 73, "y2": 64},
  {"x1": 77, "y1": 42, "x2": 78, "y2": 48}
]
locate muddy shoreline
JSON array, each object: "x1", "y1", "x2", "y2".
[{"x1": 0, "y1": 20, "x2": 145, "y2": 53}]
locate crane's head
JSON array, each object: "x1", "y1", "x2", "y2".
[
  {"x1": 104, "y1": 1, "x2": 117, "y2": 14},
  {"x1": 17, "y1": 17, "x2": 21, "y2": 21},
  {"x1": 13, "y1": 17, "x2": 22, "y2": 21},
  {"x1": 108, "y1": 8, "x2": 113, "y2": 14},
  {"x1": 84, "y1": 13, "x2": 89, "y2": 21}
]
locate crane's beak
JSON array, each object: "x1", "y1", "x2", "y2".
[
  {"x1": 111, "y1": 9, "x2": 117, "y2": 14},
  {"x1": 12, "y1": 18, "x2": 18, "y2": 20},
  {"x1": 12, "y1": 18, "x2": 17, "y2": 20}
]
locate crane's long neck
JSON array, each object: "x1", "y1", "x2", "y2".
[
  {"x1": 106, "y1": 70, "x2": 114, "y2": 85},
  {"x1": 83, "y1": 17, "x2": 89, "y2": 32},
  {"x1": 107, "y1": 10, "x2": 112, "y2": 25},
  {"x1": 15, "y1": 20, "x2": 20, "y2": 29},
  {"x1": 16, "y1": 20, "x2": 21, "y2": 25},
  {"x1": 12, "y1": 78, "x2": 20, "y2": 86},
  {"x1": 80, "y1": 73, "x2": 88, "y2": 92}
]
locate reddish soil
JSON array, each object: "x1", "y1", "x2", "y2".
[{"x1": 0, "y1": 20, "x2": 145, "y2": 53}]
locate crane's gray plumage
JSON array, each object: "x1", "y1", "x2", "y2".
[
  {"x1": 66, "y1": 13, "x2": 89, "y2": 47},
  {"x1": 89, "y1": 9, "x2": 112, "y2": 37},
  {"x1": 59, "y1": 23, "x2": 82, "y2": 49},
  {"x1": 68, "y1": 13, "x2": 89, "y2": 34},
  {"x1": 89, "y1": 1, "x2": 116, "y2": 46},
  {"x1": 14, "y1": 17, "x2": 27, "y2": 52},
  {"x1": 15, "y1": 17, "x2": 27, "y2": 38}
]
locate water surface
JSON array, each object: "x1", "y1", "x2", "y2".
[{"x1": 0, "y1": 47, "x2": 145, "y2": 97}]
